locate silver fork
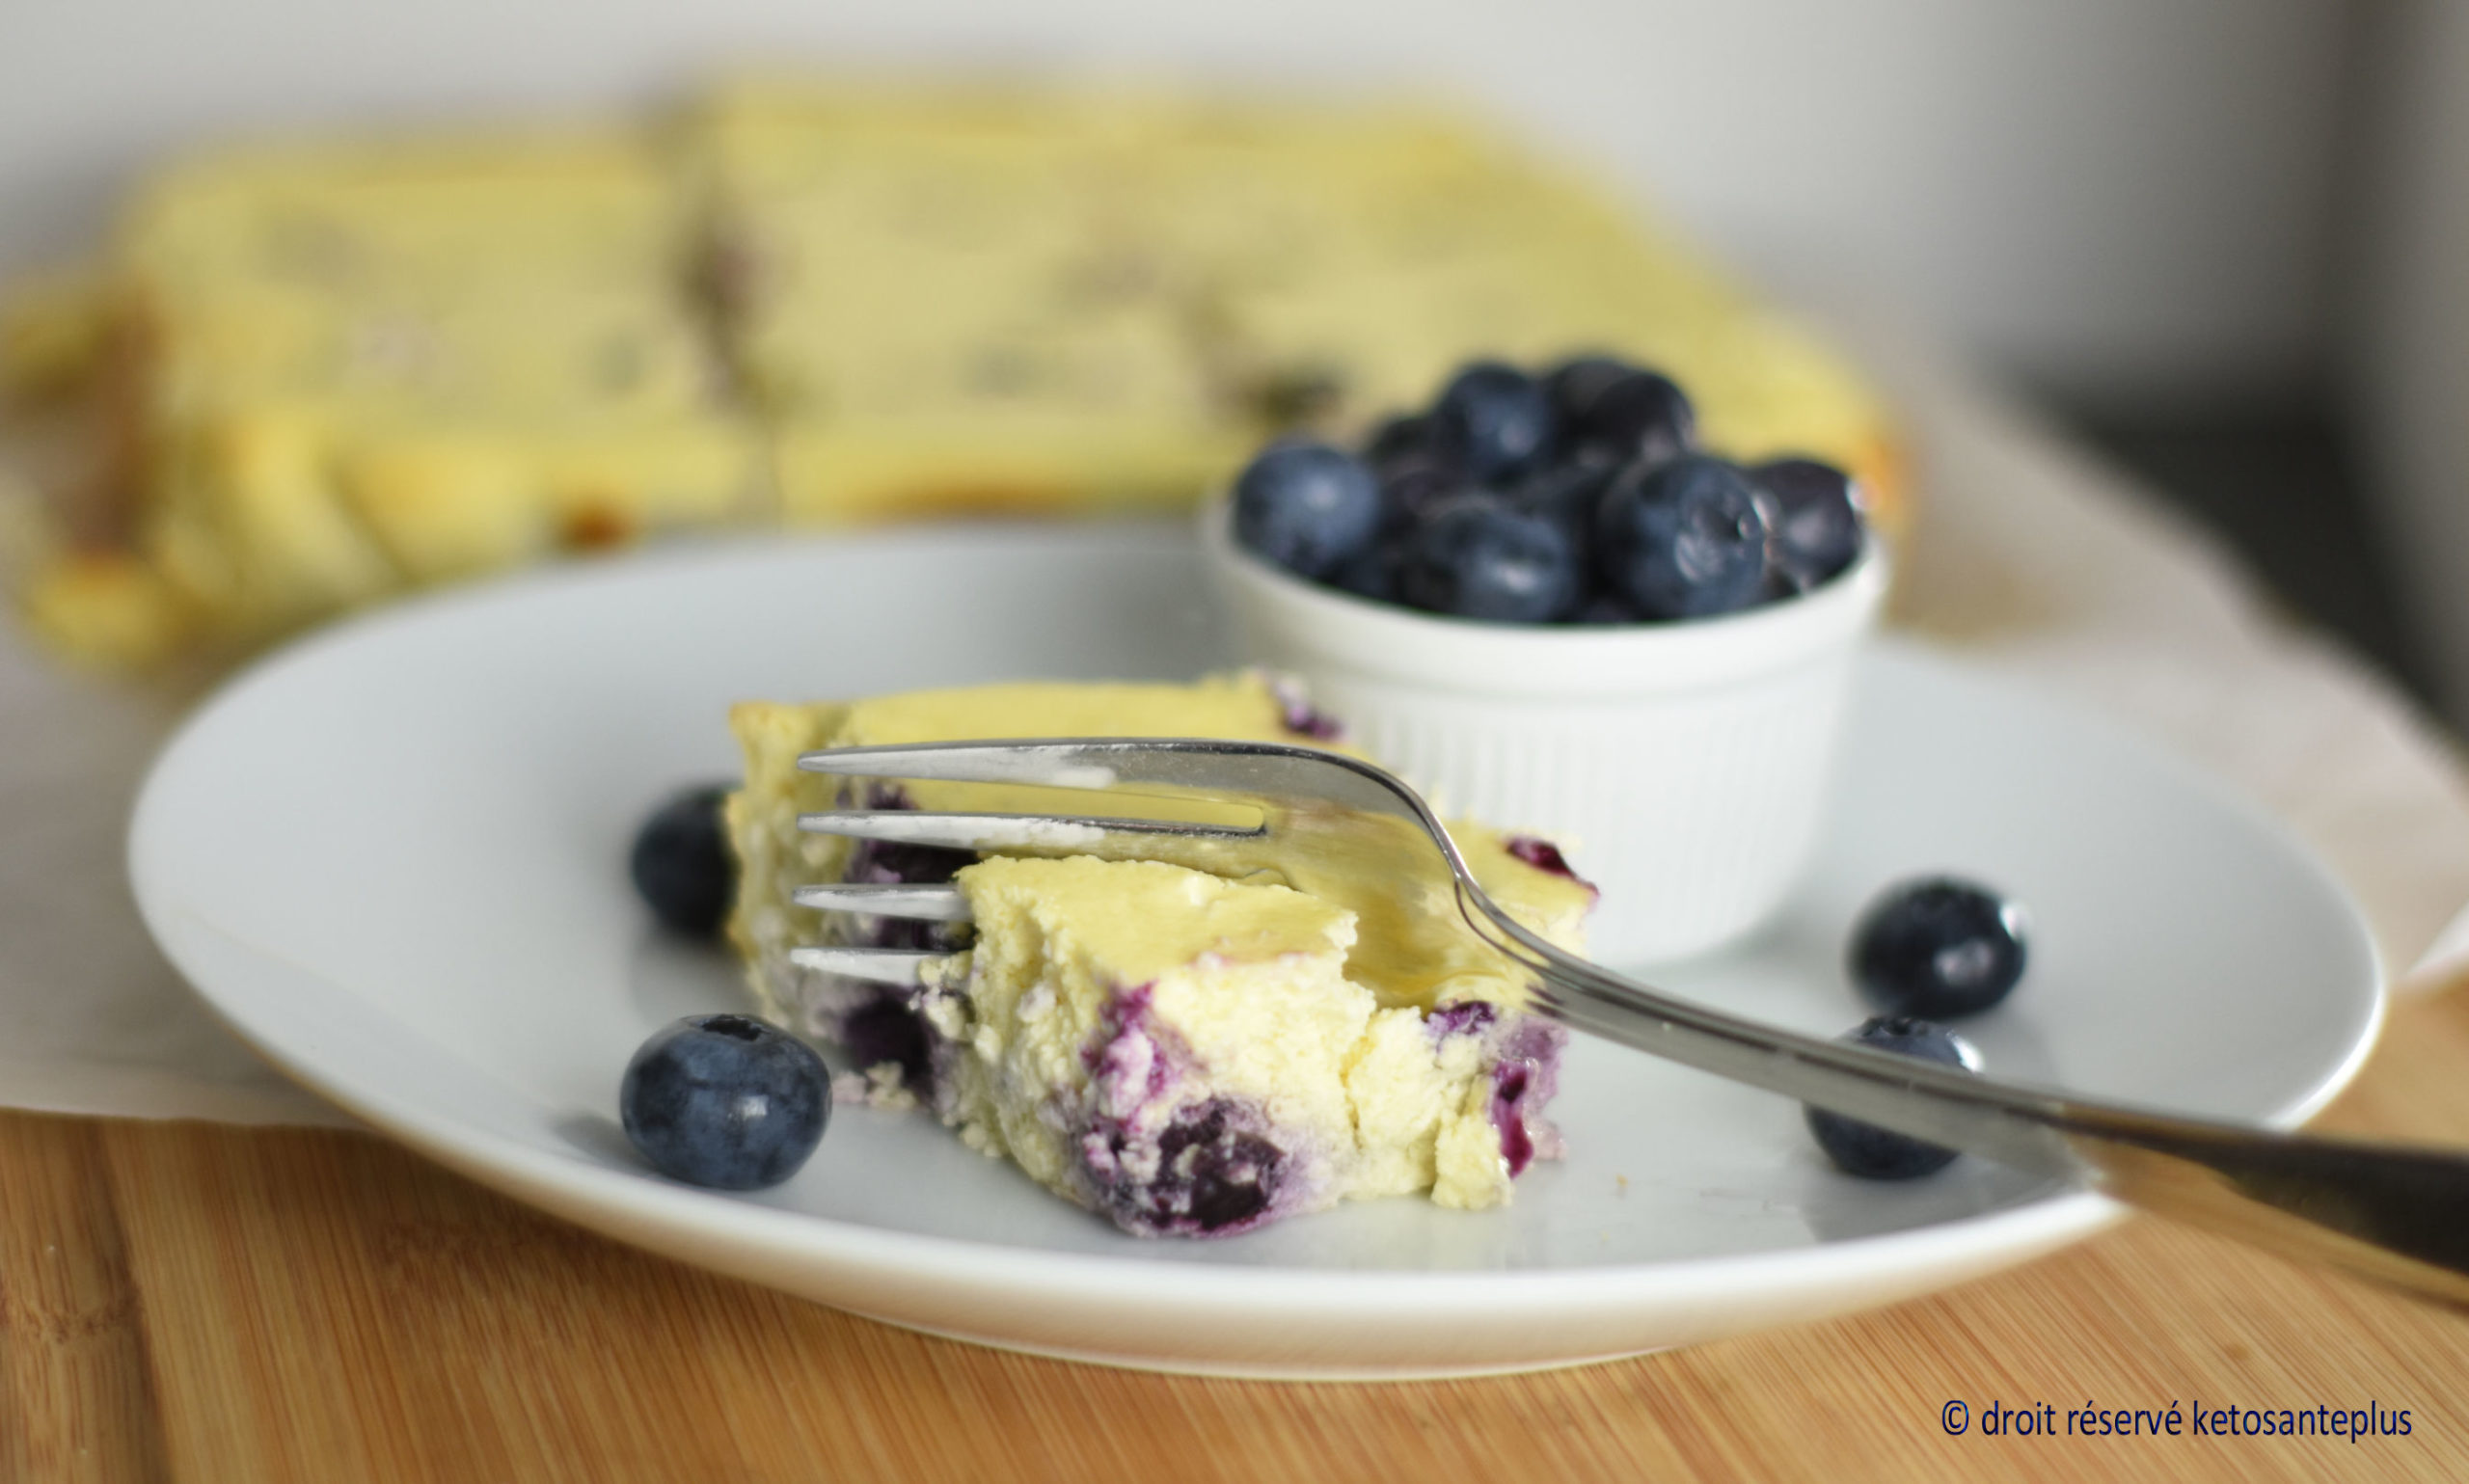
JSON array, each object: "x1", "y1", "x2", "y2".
[{"x1": 788, "y1": 735, "x2": 2469, "y2": 1307}]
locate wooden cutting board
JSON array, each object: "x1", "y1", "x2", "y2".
[{"x1": 6, "y1": 984, "x2": 2468, "y2": 1483}]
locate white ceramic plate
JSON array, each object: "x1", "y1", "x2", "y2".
[{"x1": 129, "y1": 525, "x2": 2382, "y2": 1379}]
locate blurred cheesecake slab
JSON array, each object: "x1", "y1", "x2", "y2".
[
  {"x1": 14, "y1": 128, "x2": 762, "y2": 663},
  {"x1": 3, "y1": 80, "x2": 1902, "y2": 669},
  {"x1": 701, "y1": 78, "x2": 1902, "y2": 527}
]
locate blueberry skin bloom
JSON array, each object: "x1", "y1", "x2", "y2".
[
  {"x1": 1595, "y1": 455, "x2": 1771, "y2": 619},
  {"x1": 1754, "y1": 456, "x2": 1865, "y2": 592},
  {"x1": 621, "y1": 1013, "x2": 830, "y2": 1190},
  {"x1": 1850, "y1": 877, "x2": 2029, "y2": 1018},
  {"x1": 1434, "y1": 361, "x2": 1556, "y2": 482},
  {"x1": 1804, "y1": 1016, "x2": 1975, "y2": 1179},
  {"x1": 631, "y1": 784, "x2": 737, "y2": 937},
  {"x1": 1399, "y1": 496, "x2": 1581, "y2": 622},
  {"x1": 1231, "y1": 439, "x2": 1383, "y2": 580}
]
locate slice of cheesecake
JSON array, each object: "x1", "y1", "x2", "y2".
[{"x1": 723, "y1": 672, "x2": 1593, "y2": 1236}]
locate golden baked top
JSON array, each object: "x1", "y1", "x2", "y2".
[{"x1": 724, "y1": 672, "x2": 1594, "y2": 1015}]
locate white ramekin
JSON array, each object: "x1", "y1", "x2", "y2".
[{"x1": 1202, "y1": 502, "x2": 1888, "y2": 964}]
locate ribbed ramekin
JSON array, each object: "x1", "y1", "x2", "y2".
[{"x1": 1202, "y1": 503, "x2": 1888, "y2": 963}]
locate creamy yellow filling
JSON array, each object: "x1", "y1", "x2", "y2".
[
  {"x1": 942, "y1": 854, "x2": 1531, "y2": 1211},
  {"x1": 724, "y1": 673, "x2": 1592, "y2": 1019}
]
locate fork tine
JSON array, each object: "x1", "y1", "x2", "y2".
[
  {"x1": 799, "y1": 809, "x2": 1260, "y2": 853},
  {"x1": 787, "y1": 945, "x2": 953, "y2": 986},
  {"x1": 792, "y1": 881, "x2": 973, "y2": 921},
  {"x1": 798, "y1": 741, "x2": 1145, "y2": 790},
  {"x1": 796, "y1": 738, "x2": 1426, "y2": 821}
]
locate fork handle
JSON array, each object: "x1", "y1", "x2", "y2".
[{"x1": 1475, "y1": 899, "x2": 2469, "y2": 1308}]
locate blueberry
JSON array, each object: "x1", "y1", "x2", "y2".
[
  {"x1": 1385, "y1": 466, "x2": 1467, "y2": 531},
  {"x1": 1568, "y1": 369, "x2": 1696, "y2": 468},
  {"x1": 845, "y1": 789, "x2": 976, "y2": 954},
  {"x1": 1433, "y1": 361, "x2": 1555, "y2": 482},
  {"x1": 1399, "y1": 496, "x2": 1581, "y2": 622},
  {"x1": 1274, "y1": 687, "x2": 1347, "y2": 741},
  {"x1": 1095, "y1": 1097, "x2": 1286, "y2": 1235},
  {"x1": 1508, "y1": 461, "x2": 1615, "y2": 612},
  {"x1": 1755, "y1": 457, "x2": 1865, "y2": 592},
  {"x1": 620, "y1": 1013, "x2": 829, "y2": 1190},
  {"x1": 847, "y1": 837, "x2": 975, "y2": 888},
  {"x1": 1366, "y1": 418, "x2": 1471, "y2": 532},
  {"x1": 1333, "y1": 540, "x2": 1404, "y2": 604},
  {"x1": 1850, "y1": 877, "x2": 2028, "y2": 1018},
  {"x1": 1595, "y1": 454, "x2": 1771, "y2": 619},
  {"x1": 1804, "y1": 1016, "x2": 1975, "y2": 1179},
  {"x1": 1231, "y1": 439, "x2": 1383, "y2": 580},
  {"x1": 1542, "y1": 353, "x2": 1638, "y2": 430},
  {"x1": 1512, "y1": 460, "x2": 1617, "y2": 550},
  {"x1": 1366, "y1": 413, "x2": 1452, "y2": 472},
  {"x1": 1156, "y1": 1101, "x2": 1285, "y2": 1232},
  {"x1": 845, "y1": 788, "x2": 977, "y2": 887},
  {"x1": 845, "y1": 839, "x2": 975, "y2": 952},
  {"x1": 839, "y1": 991, "x2": 935, "y2": 1093},
  {"x1": 1570, "y1": 592, "x2": 1641, "y2": 625},
  {"x1": 631, "y1": 784, "x2": 736, "y2": 937},
  {"x1": 1504, "y1": 835, "x2": 1582, "y2": 879}
]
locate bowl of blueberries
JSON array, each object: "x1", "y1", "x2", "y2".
[{"x1": 1205, "y1": 354, "x2": 1888, "y2": 962}]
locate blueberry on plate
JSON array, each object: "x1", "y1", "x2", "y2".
[
  {"x1": 1567, "y1": 368, "x2": 1695, "y2": 469},
  {"x1": 1399, "y1": 495, "x2": 1581, "y2": 622},
  {"x1": 621, "y1": 1013, "x2": 830, "y2": 1190},
  {"x1": 631, "y1": 784, "x2": 736, "y2": 937},
  {"x1": 1850, "y1": 877, "x2": 2029, "y2": 1018},
  {"x1": 1804, "y1": 1016, "x2": 1977, "y2": 1179},
  {"x1": 1755, "y1": 457, "x2": 1865, "y2": 592},
  {"x1": 1231, "y1": 439, "x2": 1383, "y2": 580},
  {"x1": 1595, "y1": 454, "x2": 1771, "y2": 619},
  {"x1": 1433, "y1": 361, "x2": 1556, "y2": 482}
]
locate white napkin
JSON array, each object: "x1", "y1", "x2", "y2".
[
  {"x1": 1862, "y1": 319, "x2": 2469, "y2": 985},
  {"x1": 0, "y1": 628, "x2": 348, "y2": 1123},
  {"x1": 3, "y1": 323, "x2": 2465, "y2": 1127}
]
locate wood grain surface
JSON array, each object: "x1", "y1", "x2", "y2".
[{"x1": 6, "y1": 986, "x2": 2469, "y2": 1484}]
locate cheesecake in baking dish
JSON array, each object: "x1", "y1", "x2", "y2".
[
  {"x1": 698, "y1": 78, "x2": 1904, "y2": 529},
  {"x1": 9, "y1": 79, "x2": 1902, "y2": 670},
  {"x1": 722, "y1": 672, "x2": 1593, "y2": 1235},
  {"x1": 67, "y1": 129, "x2": 758, "y2": 658}
]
